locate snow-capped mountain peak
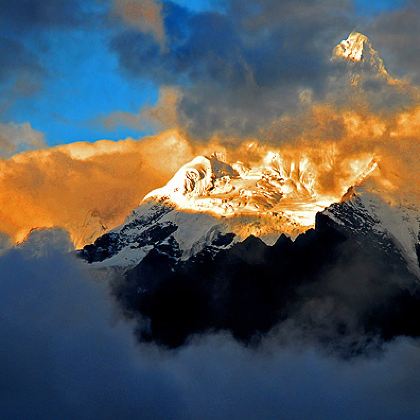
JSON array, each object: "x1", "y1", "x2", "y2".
[
  {"x1": 332, "y1": 31, "x2": 397, "y2": 84},
  {"x1": 323, "y1": 187, "x2": 420, "y2": 277},
  {"x1": 80, "y1": 151, "x2": 416, "y2": 271},
  {"x1": 334, "y1": 31, "x2": 369, "y2": 63},
  {"x1": 144, "y1": 152, "x2": 376, "y2": 223}
]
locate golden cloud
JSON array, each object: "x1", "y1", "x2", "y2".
[
  {"x1": 1, "y1": 102, "x2": 419, "y2": 250},
  {"x1": 0, "y1": 131, "x2": 193, "y2": 247}
]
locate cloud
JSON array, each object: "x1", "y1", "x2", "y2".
[
  {"x1": 0, "y1": 0, "x2": 103, "y2": 104},
  {"x1": 366, "y1": 2, "x2": 420, "y2": 84},
  {"x1": 0, "y1": 37, "x2": 45, "y2": 103},
  {"x1": 0, "y1": 229, "x2": 184, "y2": 419},
  {"x1": 0, "y1": 232, "x2": 11, "y2": 254},
  {"x1": 0, "y1": 131, "x2": 194, "y2": 247},
  {"x1": 2, "y1": 230, "x2": 420, "y2": 418},
  {"x1": 109, "y1": 0, "x2": 420, "y2": 141},
  {"x1": 1, "y1": 102, "x2": 419, "y2": 250},
  {"x1": 113, "y1": 0, "x2": 166, "y2": 46},
  {"x1": 110, "y1": 0, "x2": 356, "y2": 139},
  {"x1": 102, "y1": 86, "x2": 180, "y2": 130},
  {"x1": 113, "y1": 200, "x2": 419, "y2": 351},
  {"x1": 0, "y1": 121, "x2": 45, "y2": 157},
  {"x1": 0, "y1": 0, "x2": 87, "y2": 30}
]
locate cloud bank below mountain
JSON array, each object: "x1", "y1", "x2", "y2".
[{"x1": 1, "y1": 230, "x2": 420, "y2": 419}]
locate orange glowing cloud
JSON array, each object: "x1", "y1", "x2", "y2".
[
  {"x1": 199, "y1": 102, "x2": 420, "y2": 208},
  {"x1": 1, "y1": 101, "x2": 419, "y2": 250},
  {"x1": 0, "y1": 131, "x2": 193, "y2": 247}
]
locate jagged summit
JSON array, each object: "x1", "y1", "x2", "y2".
[
  {"x1": 144, "y1": 155, "x2": 237, "y2": 203},
  {"x1": 333, "y1": 31, "x2": 397, "y2": 83},
  {"x1": 78, "y1": 34, "x2": 416, "y2": 271},
  {"x1": 333, "y1": 31, "x2": 370, "y2": 63},
  {"x1": 79, "y1": 151, "x2": 390, "y2": 269},
  {"x1": 80, "y1": 180, "x2": 420, "y2": 283},
  {"x1": 143, "y1": 152, "x2": 376, "y2": 224}
]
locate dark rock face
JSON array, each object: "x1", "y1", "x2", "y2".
[
  {"x1": 79, "y1": 232, "x2": 121, "y2": 263},
  {"x1": 80, "y1": 222, "x2": 179, "y2": 263},
  {"x1": 320, "y1": 195, "x2": 411, "y2": 268},
  {"x1": 79, "y1": 193, "x2": 420, "y2": 353},
  {"x1": 78, "y1": 199, "x2": 178, "y2": 264},
  {"x1": 416, "y1": 241, "x2": 420, "y2": 268},
  {"x1": 77, "y1": 201, "x2": 235, "y2": 265},
  {"x1": 112, "y1": 209, "x2": 420, "y2": 352}
]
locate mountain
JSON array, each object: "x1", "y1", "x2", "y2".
[
  {"x1": 81, "y1": 31, "x2": 415, "y2": 271},
  {"x1": 105, "y1": 187, "x2": 420, "y2": 350},
  {"x1": 78, "y1": 31, "x2": 420, "y2": 350},
  {"x1": 79, "y1": 150, "x2": 419, "y2": 274},
  {"x1": 79, "y1": 151, "x2": 384, "y2": 268},
  {"x1": 323, "y1": 187, "x2": 420, "y2": 277},
  {"x1": 78, "y1": 147, "x2": 420, "y2": 350},
  {"x1": 332, "y1": 31, "x2": 399, "y2": 85},
  {"x1": 333, "y1": 31, "x2": 369, "y2": 63},
  {"x1": 79, "y1": 157, "x2": 420, "y2": 280},
  {"x1": 80, "y1": 199, "x2": 235, "y2": 267}
]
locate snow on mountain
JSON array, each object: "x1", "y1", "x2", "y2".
[
  {"x1": 334, "y1": 32, "x2": 368, "y2": 63},
  {"x1": 80, "y1": 199, "x2": 236, "y2": 268},
  {"x1": 79, "y1": 151, "x2": 348, "y2": 268},
  {"x1": 143, "y1": 151, "x2": 377, "y2": 234},
  {"x1": 332, "y1": 31, "x2": 399, "y2": 84},
  {"x1": 78, "y1": 31, "x2": 420, "y2": 271},
  {"x1": 80, "y1": 149, "x2": 419, "y2": 276},
  {"x1": 80, "y1": 151, "x2": 333, "y2": 268},
  {"x1": 323, "y1": 187, "x2": 420, "y2": 277}
]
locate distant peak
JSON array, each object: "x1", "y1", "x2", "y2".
[
  {"x1": 142, "y1": 149, "x2": 378, "y2": 239},
  {"x1": 333, "y1": 31, "x2": 398, "y2": 84},
  {"x1": 333, "y1": 32, "x2": 370, "y2": 63}
]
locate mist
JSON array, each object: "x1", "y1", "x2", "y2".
[{"x1": 1, "y1": 229, "x2": 420, "y2": 419}]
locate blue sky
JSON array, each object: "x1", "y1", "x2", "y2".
[
  {"x1": 354, "y1": 0, "x2": 406, "y2": 16},
  {"x1": 0, "y1": 0, "x2": 408, "y2": 146},
  {"x1": 3, "y1": 28, "x2": 158, "y2": 145}
]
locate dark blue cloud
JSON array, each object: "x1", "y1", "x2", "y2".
[
  {"x1": 0, "y1": 0, "x2": 93, "y2": 103},
  {"x1": 0, "y1": 37, "x2": 44, "y2": 87},
  {"x1": 111, "y1": 0, "x2": 354, "y2": 138},
  {"x1": 1, "y1": 0, "x2": 416, "y2": 145},
  {"x1": 367, "y1": 1, "x2": 420, "y2": 84},
  {"x1": 0, "y1": 0, "x2": 86, "y2": 30},
  {"x1": 110, "y1": 0, "x2": 418, "y2": 140},
  {"x1": 354, "y1": 0, "x2": 407, "y2": 16},
  {"x1": 0, "y1": 0, "x2": 88, "y2": 91},
  {"x1": 0, "y1": 230, "x2": 184, "y2": 419},
  {"x1": 2, "y1": 229, "x2": 420, "y2": 419}
]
